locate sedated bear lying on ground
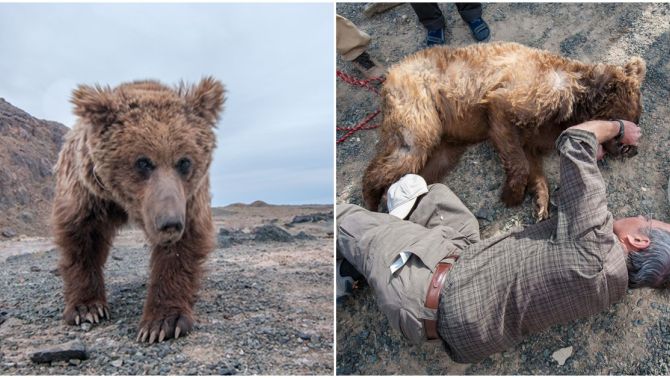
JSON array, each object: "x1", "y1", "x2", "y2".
[
  {"x1": 362, "y1": 42, "x2": 645, "y2": 220},
  {"x1": 52, "y1": 77, "x2": 225, "y2": 343}
]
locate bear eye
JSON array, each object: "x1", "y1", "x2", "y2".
[
  {"x1": 176, "y1": 158, "x2": 192, "y2": 176},
  {"x1": 135, "y1": 157, "x2": 155, "y2": 178}
]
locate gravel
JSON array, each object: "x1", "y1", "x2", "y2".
[
  {"x1": 336, "y1": 2, "x2": 670, "y2": 375},
  {"x1": 0, "y1": 230, "x2": 333, "y2": 374}
]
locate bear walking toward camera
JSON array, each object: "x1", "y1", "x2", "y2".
[
  {"x1": 52, "y1": 78, "x2": 225, "y2": 343},
  {"x1": 362, "y1": 42, "x2": 645, "y2": 220}
]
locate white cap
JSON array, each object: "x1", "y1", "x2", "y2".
[{"x1": 387, "y1": 174, "x2": 428, "y2": 219}]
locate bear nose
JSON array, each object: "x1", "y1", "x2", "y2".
[{"x1": 158, "y1": 219, "x2": 184, "y2": 233}]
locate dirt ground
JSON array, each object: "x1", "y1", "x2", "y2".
[
  {"x1": 0, "y1": 203, "x2": 333, "y2": 375},
  {"x1": 336, "y1": 2, "x2": 670, "y2": 375}
]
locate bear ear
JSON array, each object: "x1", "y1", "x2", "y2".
[
  {"x1": 71, "y1": 84, "x2": 117, "y2": 129},
  {"x1": 624, "y1": 57, "x2": 646, "y2": 82},
  {"x1": 183, "y1": 77, "x2": 226, "y2": 126}
]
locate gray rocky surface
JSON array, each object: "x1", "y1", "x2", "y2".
[{"x1": 0, "y1": 204, "x2": 333, "y2": 375}]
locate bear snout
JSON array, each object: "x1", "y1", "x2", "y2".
[
  {"x1": 142, "y1": 170, "x2": 187, "y2": 245},
  {"x1": 158, "y1": 217, "x2": 184, "y2": 233},
  {"x1": 153, "y1": 211, "x2": 185, "y2": 245}
]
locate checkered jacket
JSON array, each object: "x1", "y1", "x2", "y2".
[{"x1": 437, "y1": 129, "x2": 628, "y2": 363}]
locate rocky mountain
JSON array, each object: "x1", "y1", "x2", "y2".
[{"x1": 0, "y1": 98, "x2": 68, "y2": 238}]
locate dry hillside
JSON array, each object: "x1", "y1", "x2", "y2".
[{"x1": 0, "y1": 99, "x2": 68, "y2": 238}]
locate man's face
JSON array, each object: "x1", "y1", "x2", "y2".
[{"x1": 613, "y1": 216, "x2": 670, "y2": 252}]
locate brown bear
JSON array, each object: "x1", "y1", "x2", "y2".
[
  {"x1": 362, "y1": 42, "x2": 645, "y2": 220},
  {"x1": 51, "y1": 77, "x2": 225, "y2": 343}
]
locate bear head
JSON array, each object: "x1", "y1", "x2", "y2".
[
  {"x1": 588, "y1": 57, "x2": 646, "y2": 124},
  {"x1": 71, "y1": 77, "x2": 225, "y2": 245}
]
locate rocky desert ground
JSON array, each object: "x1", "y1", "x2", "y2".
[
  {"x1": 0, "y1": 202, "x2": 334, "y2": 375},
  {"x1": 336, "y1": 2, "x2": 670, "y2": 375}
]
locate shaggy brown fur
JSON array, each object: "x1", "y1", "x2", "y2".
[
  {"x1": 363, "y1": 42, "x2": 645, "y2": 220},
  {"x1": 52, "y1": 77, "x2": 225, "y2": 343}
]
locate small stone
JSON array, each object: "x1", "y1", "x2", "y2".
[
  {"x1": 19, "y1": 211, "x2": 33, "y2": 223},
  {"x1": 219, "y1": 367, "x2": 236, "y2": 375},
  {"x1": 475, "y1": 208, "x2": 493, "y2": 222},
  {"x1": 297, "y1": 332, "x2": 311, "y2": 340},
  {"x1": 175, "y1": 354, "x2": 187, "y2": 363},
  {"x1": 29, "y1": 339, "x2": 89, "y2": 363},
  {"x1": 295, "y1": 231, "x2": 316, "y2": 240},
  {"x1": 218, "y1": 236, "x2": 233, "y2": 248},
  {"x1": 68, "y1": 359, "x2": 80, "y2": 366},
  {"x1": 552, "y1": 346, "x2": 573, "y2": 366},
  {"x1": 254, "y1": 224, "x2": 294, "y2": 242},
  {"x1": 1, "y1": 228, "x2": 16, "y2": 238},
  {"x1": 111, "y1": 255, "x2": 123, "y2": 261},
  {"x1": 291, "y1": 213, "x2": 330, "y2": 224},
  {"x1": 80, "y1": 322, "x2": 92, "y2": 332},
  {"x1": 111, "y1": 358, "x2": 123, "y2": 368},
  {"x1": 30, "y1": 266, "x2": 41, "y2": 272}
]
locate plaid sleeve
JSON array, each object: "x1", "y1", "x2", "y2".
[{"x1": 554, "y1": 128, "x2": 610, "y2": 239}]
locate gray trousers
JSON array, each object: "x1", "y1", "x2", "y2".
[{"x1": 337, "y1": 184, "x2": 480, "y2": 344}]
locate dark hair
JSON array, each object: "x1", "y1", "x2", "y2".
[{"x1": 627, "y1": 227, "x2": 670, "y2": 288}]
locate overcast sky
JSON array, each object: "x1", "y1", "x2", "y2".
[{"x1": 0, "y1": 3, "x2": 334, "y2": 206}]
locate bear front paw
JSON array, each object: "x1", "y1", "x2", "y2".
[
  {"x1": 534, "y1": 193, "x2": 550, "y2": 222},
  {"x1": 136, "y1": 312, "x2": 194, "y2": 343},
  {"x1": 64, "y1": 302, "x2": 111, "y2": 326},
  {"x1": 500, "y1": 183, "x2": 525, "y2": 207}
]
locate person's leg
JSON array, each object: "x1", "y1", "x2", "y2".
[
  {"x1": 411, "y1": 3, "x2": 446, "y2": 46},
  {"x1": 336, "y1": 15, "x2": 371, "y2": 61},
  {"x1": 336, "y1": 14, "x2": 385, "y2": 78},
  {"x1": 336, "y1": 203, "x2": 440, "y2": 344},
  {"x1": 456, "y1": 3, "x2": 490, "y2": 42},
  {"x1": 455, "y1": 3, "x2": 482, "y2": 22},
  {"x1": 411, "y1": 3, "x2": 446, "y2": 30}
]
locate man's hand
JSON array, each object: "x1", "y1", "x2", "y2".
[
  {"x1": 620, "y1": 120, "x2": 642, "y2": 146},
  {"x1": 569, "y1": 120, "x2": 641, "y2": 145}
]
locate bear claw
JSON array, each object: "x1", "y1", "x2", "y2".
[
  {"x1": 136, "y1": 313, "x2": 192, "y2": 344},
  {"x1": 66, "y1": 303, "x2": 111, "y2": 327}
]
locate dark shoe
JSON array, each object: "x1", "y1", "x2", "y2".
[
  {"x1": 336, "y1": 259, "x2": 363, "y2": 303},
  {"x1": 467, "y1": 18, "x2": 490, "y2": 42},
  {"x1": 426, "y1": 27, "x2": 445, "y2": 46},
  {"x1": 351, "y1": 52, "x2": 386, "y2": 79},
  {"x1": 336, "y1": 260, "x2": 355, "y2": 303}
]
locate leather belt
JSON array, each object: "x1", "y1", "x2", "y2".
[{"x1": 424, "y1": 258, "x2": 458, "y2": 340}]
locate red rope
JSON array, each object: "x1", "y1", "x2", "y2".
[
  {"x1": 336, "y1": 70, "x2": 384, "y2": 145},
  {"x1": 336, "y1": 70, "x2": 384, "y2": 95},
  {"x1": 336, "y1": 109, "x2": 381, "y2": 145}
]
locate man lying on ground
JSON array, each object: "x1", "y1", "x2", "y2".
[{"x1": 337, "y1": 119, "x2": 670, "y2": 363}]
